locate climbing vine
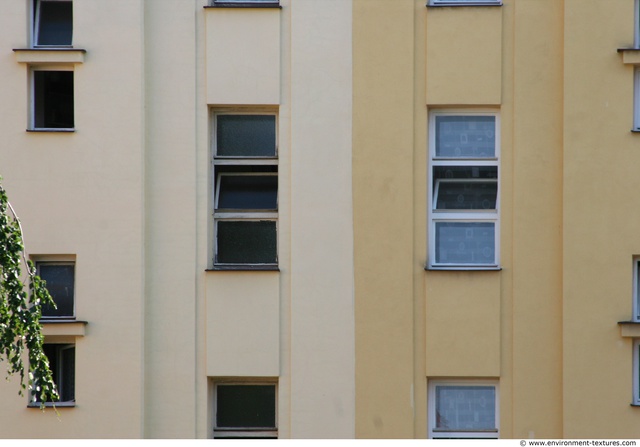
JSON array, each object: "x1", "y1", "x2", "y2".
[{"x1": 0, "y1": 179, "x2": 58, "y2": 407}]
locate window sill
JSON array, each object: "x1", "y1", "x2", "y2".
[
  {"x1": 41, "y1": 320, "x2": 87, "y2": 337},
  {"x1": 618, "y1": 321, "x2": 640, "y2": 337},
  {"x1": 205, "y1": 2, "x2": 281, "y2": 9},
  {"x1": 13, "y1": 48, "x2": 86, "y2": 64},
  {"x1": 207, "y1": 265, "x2": 280, "y2": 272},
  {"x1": 27, "y1": 128, "x2": 75, "y2": 133},
  {"x1": 425, "y1": 265, "x2": 502, "y2": 271},
  {"x1": 617, "y1": 48, "x2": 640, "y2": 65},
  {"x1": 28, "y1": 401, "x2": 75, "y2": 408}
]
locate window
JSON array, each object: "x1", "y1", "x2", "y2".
[
  {"x1": 429, "y1": 0, "x2": 502, "y2": 5},
  {"x1": 428, "y1": 112, "x2": 499, "y2": 268},
  {"x1": 214, "y1": 383, "x2": 277, "y2": 438},
  {"x1": 31, "y1": 70, "x2": 74, "y2": 130},
  {"x1": 37, "y1": 261, "x2": 75, "y2": 319},
  {"x1": 32, "y1": 344, "x2": 75, "y2": 405},
  {"x1": 634, "y1": 69, "x2": 640, "y2": 131},
  {"x1": 635, "y1": 340, "x2": 640, "y2": 406},
  {"x1": 33, "y1": 0, "x2": 73, "y2": 47},
  {"x1": 212, "y1": 112, "x2": 278, "y2": 268},
  {"x1": 428, "y1": 380, "x2": 499, "y2": 439}
]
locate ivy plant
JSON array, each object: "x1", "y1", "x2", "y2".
[{"x1": 0, "y1": 179, "x2": 58, "y2": 407}]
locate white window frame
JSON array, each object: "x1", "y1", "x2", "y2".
[
  {"x1": 32, "y1": 0, "x2": 73, "y2": 48},
  {"x1": 212, "y1": 110, "x2": 278, "y2": 268},
  {"x1": 634, "y1": 258, "x2": 640, "y2": 322},
  {"x1": 428, "y1": 380, "x2": 499, "y2": 439},
  {"x1": 634, "y1": 340, "x2": 640, "y2": 406},
  {"x1": 429, "y1": 0, "x2": 502, "y2": 6},
  {"x1": 634, "y1": 68, "x2": 640, "y2": 131},
  {"x1": 213, "y1": 381, "x2": 278, "y2": 439},
  {"x1": 36, "y1": 260, "x2": 76, "y2": 319},
  {"x1": 428, "y1": 111, "x2": 500, "y2": 269},
  {"x1": 29, "y1": 66, "x2": 75, "y2": 131}
]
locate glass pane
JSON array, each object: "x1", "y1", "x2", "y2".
[
  {"x1": 435, "y1": 222, "x2": 495, "y2": 264},
  {"x1": 435, "y1": 181, "x2": 497, "y2": 210},
  {"x1": 34, "y1": 71, "x2": 74, "y2": 129},
  {"x1": 435, "y1": 385, "x2": 496, "y2": 431},
  {"x1": 217, "y1": 385, "x2": 276, "y2": 429},
  {"x1": 216, "y1": 115, "x2": 276, "y2": 157},
  {"x1": 37, "y1": 1, "x2": 72, "y2": 46},
  {"x1": 435, "y1": 116, "x2": 496, "y2": 158},
  {"x1": 217, "y1": 221, "x2": 277, "y2": 264},
  {"x1": 217, "y1": 175, "x2": 277, "y2": 210},
  {"x1": 38, "y1": 263, "x2": 75, "y2": 317}
]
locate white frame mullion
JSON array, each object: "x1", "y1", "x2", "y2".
[
  {"x1": 634, "y1": 340, "x2": 640, "y2": 405},
  {"x1": 634, "y1": 68, "x2": 640, "y2": 131},
  {"x1": 634, "y1": 259, "x2": 640, "y2": 321}
]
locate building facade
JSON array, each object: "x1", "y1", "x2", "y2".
[{"x1": 0, "y1": 0, "x2": 639, "y2": 439}]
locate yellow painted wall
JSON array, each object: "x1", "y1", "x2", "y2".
[{"x1": 353, "y1": 0, "x2": 416, "y2": 438}]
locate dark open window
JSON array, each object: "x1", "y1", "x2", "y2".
[
  {"x1": 37, "y1": 262, "x2": 75, "y2": 318},
  {"x1": 215, "y1": 384, "x2": 277, "y2": 438},
  {"x1": 33, "y1": 71, "x2": 74, "y2": 129},
  {"x1": 34, "y1": 0, "x2": 73, "y2": 47},
  {"x1": 32, "y1": 344, "x2": 75, "y2": 404}
]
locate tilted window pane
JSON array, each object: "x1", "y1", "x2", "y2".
[
  {"x1": 217, "y1": 115, "x2": 276, "y2": 157},
  {"x1": 217, "y1": 221, "x2": 277, "y2": 264},
  {"x1": 435, "y1": 180, "x2": 497, "y2": 210},
  {"x1": 435, "y1": 222, "x2": 495, "y2": 264},
  {"x1": 435, "y1": 386, "x2": 496, "y2": 431},
  {"x1": 217, "y1": 385, "x2": 276, "y2": 429},
  {"x1": 36, "y1": 1, "x2": 72, "y2": 46},
  {"x1": 38, "y1": 263, "x2": 75, "y2": 317},
  {"x1": 217, "y1": 175, "x2": 277, "y2": 210},
  {"x1": 34, "y1": 71, "x2": 74, "y2": 129},
  {"x1": 435, "y1": 116, "x2": 496, "y2": 158}
]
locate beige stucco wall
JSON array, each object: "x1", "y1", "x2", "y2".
[
  {"x1": 353, "y1": 0, "x2": 417, "y2": 438},
  {"x1": 205, "y1": 8, "x2": 280, "y2": 105},
  {"x1": 0, "y1": 0, "x2": 146, "y2": 438},
  {"x1": 288, "y1": 0, "x2": 356, "y2": 438}
]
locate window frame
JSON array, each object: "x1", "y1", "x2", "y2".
[
  {"x1": 428, "y1": 380, "x2": 499, "y2": 439},
  {"x1": 634, "y1": 68, "x2": 640, "y2": 131},
  {"x1": 213, "y1": 381, "x2": 278, "y2": 439},
  {"x1": 428, "y1": 111, "x2": 500, "y2": 269},
  {"x1": 29, "y1": 67, "x2": 75, "y2": 132},
  {"x1": 635, "y1": 340, "x2": 640, "y2": 406},
  {"x1": 211, "y1": 110, "x2": 279, "y2": 269},
  {"x1": 32, "y1": 0, "x2": 73, "y2": 48},
  {"x1": 30, "y1": 343, "x2": 75, "y2": 407},
  {"x1": 36, "y1": 260, "x2": 76, "y2": 320}
]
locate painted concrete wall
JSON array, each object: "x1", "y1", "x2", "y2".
[
  {"x1": 2, "y1": 0, "x2": 640, "y2": 440},
  {"x1": 0, "y1": 0, "x2": 146, "y2": 438}
]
